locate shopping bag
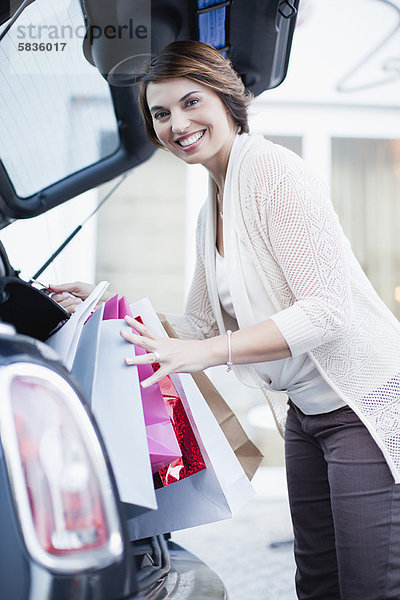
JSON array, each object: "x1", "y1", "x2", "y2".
[
  {"x1": 191, "y1": 371, "x2": 263, "y2": 480},
  {"x1": 161, "y1": 320, "x2": 263, "y2": 481},
  {"x1": 152, "y1": 369, "x2": 206, "y2": 487},
  {"x1": 47, "y1": 281, "x2": 110, "y2": 370},
  {"x1": 71, "y1": 304, "x2": 156, "y2": 510},
  {"x1": 125, "y1": 298, "x2": 255, "y2": 539},
  {"x1": 103, "y1": 295, "x2": 181, "y2": 473}
]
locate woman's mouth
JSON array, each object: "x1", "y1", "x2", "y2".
[{"x1": 176, "y1": 130, "x2": 205, "y2": 148}]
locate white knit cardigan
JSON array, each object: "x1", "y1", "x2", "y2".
[{"x1": 166, "y1": 132, "x2": 400, "y2": 482}]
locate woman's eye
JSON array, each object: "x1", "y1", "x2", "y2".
[
  {"x1": 186, "y1": 98, "x2": 199, "y2": 107},
  {"x1": 154, "y1": 111, "x2": 168, "y2": 120}
]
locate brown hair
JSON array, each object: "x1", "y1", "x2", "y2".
[{"x1": 138, "y1": 40, "x2": 253, "y2": 148}]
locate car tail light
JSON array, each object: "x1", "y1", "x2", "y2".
[{"x1": 0, "y1": 362, "x2": 123, "y2": 572}]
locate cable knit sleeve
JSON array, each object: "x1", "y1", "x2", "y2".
[
  {"x1": 241, "y1": 145, "x2": 353, "y2": 356},
  {"x1": 164, "y1": 203, "x2": 220, "y2": 340}
]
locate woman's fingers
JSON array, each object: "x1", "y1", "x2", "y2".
[
  {"x1": 51, "y1": 291, "x2": 75, "y2": 303},
  {"x1": 120, "y1": 327, "x2": 153, "y2": 351},
  {"x1": 48, "y1": 281, "x2": 95, "y2": 301},
  {"x1": 62, "y1": 299, "x2": 82, "y2": 313},
  {"x1": 124, "y1": 352, "x2": 158, "y2": 366},
  {"x1": 121, "y1": 320, "x2": 166, "y2": 386},
  {"x1": 132, "y1": 363, "x2": 168, "y2": 389},
  {"x1": 49, "y1": 282, "x2": 83, "y2": 295},
  {"x1": 50, "y1": 291, "x2": 82, "y2": 314},
  {"x1": 140, "y1": 369, "x2": 166, "y2": 388},
  {"x1": 121, "y1": 321, "x2": 211, "y2": 383},
  {"x1": 125, "y1": 357, "x2": 168, "y2": 388},
  {"x1": 124, "y1": 315, "x2": 157, "y2": 340}
]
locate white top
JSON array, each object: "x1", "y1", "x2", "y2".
[
  {"x1": 166, "y1": 132, "x2": 400, "y2": 482},
  {"x1": 215, "y1": 248, "x2": 345, "y2": 414}
]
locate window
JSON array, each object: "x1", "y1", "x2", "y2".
[
  {"x1": 332, "y1": 137, "x2": 400, "y2": 318},
  {"x1": 0, "y1": 0, "x2": 119, "y2": 197}
]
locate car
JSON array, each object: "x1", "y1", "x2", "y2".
[
  {"x1": 0, "y1": 319, "x2": 228, "y2": 599},
  {"x1": 0, "y1": 1, "x2": 298, "y2": 598}
]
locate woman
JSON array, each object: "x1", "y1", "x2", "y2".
[{"x1": 51, "y1": 40, "x2": 400, "y2": 599}]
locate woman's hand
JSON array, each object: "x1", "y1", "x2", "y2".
[
  {"x1": 120, "y1": 315, "x2": 217, "y2": 388},
  {"x1": 120, "y1": 313, "x2": 292, "y2": 387},
  {"x1": 48, "y1": 281, "x2": 112, "y2": 314}
]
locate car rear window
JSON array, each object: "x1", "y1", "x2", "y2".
[{"x1": 0, "y1": 0, "x2": 120, "y2": 198}]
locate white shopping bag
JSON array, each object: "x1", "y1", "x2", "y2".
[
  {"x1": 47, "y1": 281, "x2": 110, "y2": 370},
  {"x1": 71, "y1": 305, "x2": 157, "y2": 510},
  {"x1": 126, "y1": 298, "x2": 255, "y2": 539}
]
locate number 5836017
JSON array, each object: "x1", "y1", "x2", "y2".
[{"x1": 18, "y1": 42, "x2": 67, "y2": 51}]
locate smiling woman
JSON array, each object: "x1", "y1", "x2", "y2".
[
  {"x1": 138, "y1": 40, "x2": 252, "y2": 149},
  {"x1": 55, "y1": 40, "x2": 400, "y2": 600},
  {"x1": 145, "y1": 78, "x2": 238, "y2": 176},
  {"x1": 137, "y1": 41, "x2": 254, "y2": 252}
]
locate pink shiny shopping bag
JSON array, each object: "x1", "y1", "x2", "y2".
[{"x1": 103, "y1": 295, "x2": 181, "y2": 473}]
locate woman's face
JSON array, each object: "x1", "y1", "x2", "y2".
[{"x1": 146, "y1": 77, "x2": 237, "y2": 174}]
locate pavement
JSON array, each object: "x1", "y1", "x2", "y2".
[{"x1": 172, "y1": 467, "x2": 297, "y2": 600}]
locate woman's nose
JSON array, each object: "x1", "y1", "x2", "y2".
[{"x1": 171, "y1": 111, "x2": 190, "y2": 134}]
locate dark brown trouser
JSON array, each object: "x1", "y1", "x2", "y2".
[{"x1": 285, "y1": 401, "x2": 400, "y2": 600}]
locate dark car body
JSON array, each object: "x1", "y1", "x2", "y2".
[{"x1": 0, "y1": 323, "x2": 227, "y2": 600}]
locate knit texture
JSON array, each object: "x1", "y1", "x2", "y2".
[{"x1": 166, "y1": 134, "x2": 400, "y2": 481}]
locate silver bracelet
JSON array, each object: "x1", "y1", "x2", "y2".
[{"x1": 226, "y1": 329, "x2": 233, "y2": 372}]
